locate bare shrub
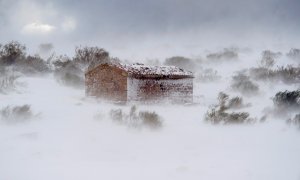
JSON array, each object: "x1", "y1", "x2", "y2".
[
  {"x1": 227, "y1": 97, "x2": 250, "y2": 109},
  {"x1": 259, "y1": 50, "x2": 281, "y2": 68},
  {"x1": 53, "y1": 56, "x2": 84, "y2": 88},
  {"x1": 196, "y1": 68, "x2": 221, "y2": 82},
  {"x1": 273, "y1": 90, "x2": 300, "y2": 111},
  {"x1": 205, "y1": 92, "x2": 254, "y2": 124},
  {"x1": 0, "y1": 105, "x2": 34, "y2": 123},
  {"x1": 231, "y1": 73, "x2": 259, "y2": 96},
  {"x1": 139, "y1": 111, "x2": 162, "y2": 129},
  {"x1": 73, "y1": 46, "x2": 119, "y2": 71},
  {"x1": 287, "y1": 48, "x2": 300, "y2": 61},
  {"x1": 287, "y1": 114, "x2": 300, "y2": 129},
  {"x1": 206, "y1": 48, "x2": 238, "y2": 63},
  {"x1": 275, "y1": 66, "x2": 300, "y2": 83},
  {"x1": 0, "y1": 41, "x2": 50, "y2": 74},
  {"x1": 250, "y1": 65, "x2": 300, "y2": 84},
  {"x1": 0, "y1": 41, "x2": 26, "y2": 66},
  {"x1": 18, "y1": 55, "x2": 50, "y2": 74},
  {"x1": 109, "y1": 106, "x2": 163, "y2": 129},
  {"x1": 110, "y1": 109, "x2": 124, "y2": 122},
  {"x1": 249, "y1": 67, "x2": 271, "y2": 80},
  {"x1": 0, "y1": 69, "x2": 20, "y2": 94}
]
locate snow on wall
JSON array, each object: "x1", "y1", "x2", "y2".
[{"x1": 127, "y1": 77, "x2": 193, "y2": 103}]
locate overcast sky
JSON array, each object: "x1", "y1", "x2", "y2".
[{"x1": 0, "y1": 0, "x2": 299, "y2": 59}]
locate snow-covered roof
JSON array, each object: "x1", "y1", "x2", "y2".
[{"x1": 98, "y1": 63, "x2": 194, "y2": 79}]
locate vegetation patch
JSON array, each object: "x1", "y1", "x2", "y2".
[
  {"x1": 259, "y1": 50, "x2": 281, "y2": 68},
  {"x1": 205, "y1": 92, "x2": 254, "y2": 124},
  {"x1": 231, "y1": 73, "x2": 259, "y2": 96},
  {"x1": 0, "y1": 104, "x2": 35, "y2": 123},
  {"x1": 273, "y1": 90, "x2": 300, "y2": 110},
  {"x1": 287, "y1": 48, "x2": 300, "y2": 61},
  {"x1": 109, "y1": 105, "x2": 163, "y2": 129},
  {"x1": 206, "y1": 48, "x2": 238, "y2": 63},
  {"x1": 0, "y1": 41, "x2": 50, "y2": 74},
  {"x1": 196, "y1": 68, "x2": 221, "y2": 82},
  {"x1": 287, "y1": 114, "x2": 300, "y2": 129},
  {"x1": 250, "y1": 65, "x2": 300, "y2": 84}
]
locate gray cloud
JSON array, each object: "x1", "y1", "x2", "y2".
[{"x1": 0, "y1": 0, "x2": 299, "y2": 59}]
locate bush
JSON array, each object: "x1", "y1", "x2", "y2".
[
  {"x1": 206, "y1": 48, "x2": 238, "y2": 63},
  {"x1": 0, "y1": 105, "x2": 34, "y2": 123},
  {"x1": 196, "y1": 68, "x2": 221, "y2": 82},
  {"x1": 205, "y1": 92, "x2": 254, "y2": 124},
  {"x1": 0, "y1": 41, "x2": 50, "y2": 74},
  {"x1": 228, "y1": 97, "x2": 246, "y2": 109},
  {"x1": 109, "y1": 105, "x2": 163, "y2": 129},
  {"x1": 73, "y1": 46, "x2": 116, "y2": 71},
  {"x1": 53, "y1": 56, "x2": 84, "y2": 88},
  {"x1": 231, "y1": 73, "x2": 259, "y2": 96},
  {"x1": 139, "y1": 111, "x2": 162, "y2": 129},
  {"x1": 110, "y1": 109, "x2": 124, "y2": 122},
  {"x1": 259, "y1": 50, "x2": 281, "y2": 68},
  {"x1": 273, "y1": 90, "x2": 300, "y2": 110},
  {"x1": 0, "y1": 69, "x2": 20, "y2": 94},
  {"x1": 0, "y1": 41, "x2": 26, "y2": 66},
  {"x1": 250, "y1": 65, "x2": 300, "y2": 84},
  {"x1": 287, "y1": 48, "x2": 300, "y2": 61},
  {"x1": 287, "y1": 114, "x2": 300, "y2": 129},
  {"x1": 18, "y1": 55, "x2": 50, "y2": 74}
]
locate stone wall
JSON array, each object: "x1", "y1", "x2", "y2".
[
  {"x1": 85, "y1": 64, "x2": 127, "y2": 101},
  {"x1": 127, "y1": 78, "x2": 193, "y2": 103},
  {"x1": 85, "y1": 64, "x2": 194, "y2": 103}
]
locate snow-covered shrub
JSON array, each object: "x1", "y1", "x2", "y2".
[
  {"x1": 231, "y1": 73, "x2": 259, "y2": 96},
  {"x1": 205, "y1": 92, "x2": 254, "y2": 124},
  {"x1": 0, "y1": 104, "x2": 34, "y2": 123}
]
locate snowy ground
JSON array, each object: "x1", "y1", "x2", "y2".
[
  {"x1": 0, "y1": 74, "x2": 300, "y2": 180},
  {"x1": 1, "y1": 49, "x2": 300, "y2": 180}
]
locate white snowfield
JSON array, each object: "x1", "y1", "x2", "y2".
[{"x1": 0, "y1": 52, "x2": 300, "y2": 180}]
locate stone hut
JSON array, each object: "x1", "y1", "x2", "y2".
[{"x1": 85, "y1": 63, "x2": 194, "y2": 103}]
